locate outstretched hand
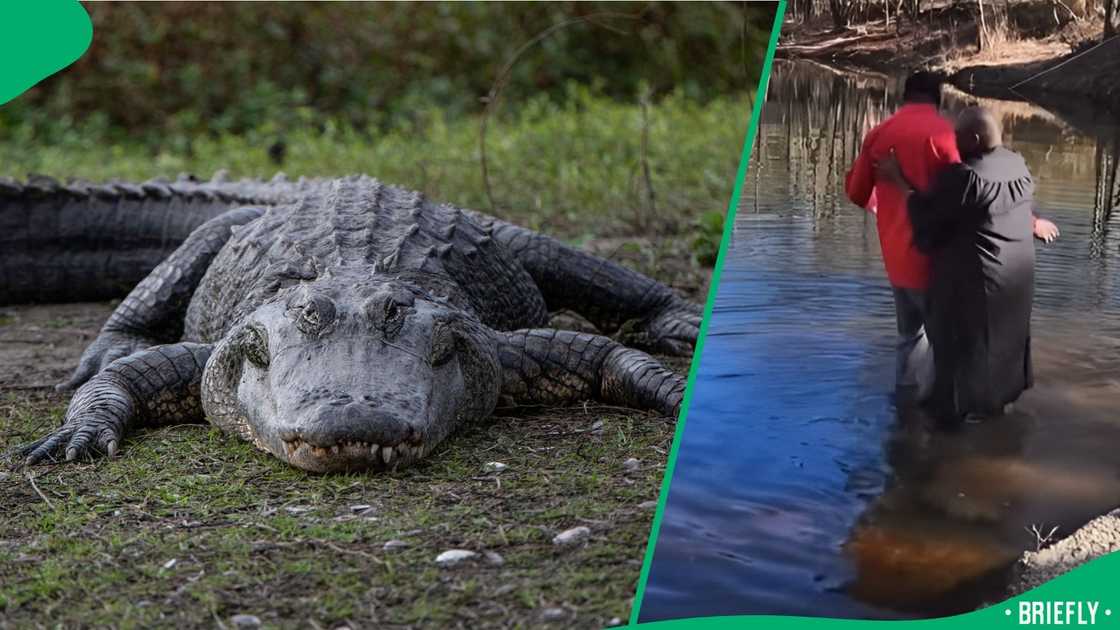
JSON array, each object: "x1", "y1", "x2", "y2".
[
  {"x1": 1034, "y1": 217, "x2": 1060, "y2": 243},
  {"x1": 873, "y1": 149, "x2": 909, "y2": 191}
]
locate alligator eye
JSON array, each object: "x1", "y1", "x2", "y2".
[
  {"x1": 290, "y1": 293, "x2": 337, "y2": 336},
  {"x1": 430, "y1": 322, "x2": 458, "y2": 367},
  {"x1": 243, "y1": 326, "x2": 270, "y2": 368},
  {"x1": 381, "y1": 298, "x2": 411, "y2": 338},
  {"x1": 365, "y1": 291, "x2": 415, "y2": 339}
]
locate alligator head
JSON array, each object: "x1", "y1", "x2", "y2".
[{"x1": 201, "y1": 276, "x2": 501, "y2": 473}]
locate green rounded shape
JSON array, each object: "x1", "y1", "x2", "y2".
[{"x1": 0, "y1": 1, "x2": 92, "y2": 106}]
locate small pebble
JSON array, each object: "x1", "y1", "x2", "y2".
[
  {"x1": 230, "y1": 614, "x2": 261, "y2": 628},
  {"x1": 383, "y1": 539, "x2": 408, "y2": 551},
  {"x1": 484, "y1": 551, "x2": 505, "y2": 566},
  {"x1": 638, "y1": 500, "x2": 658, "y2": 510},
  {"x1": 435, "y1": 549, "x2": 478, "y2": 566},
  {"x1": 541, "y1": 607, "x2": 567, "y2": 622},
  {"x1": 349, "y1": 504, "x2": 373, "y2": 514},
  {"x1": 162, "y1": 559, "x2": 177, "y2": 570},
  {"x1": 553, "y1": 526, "x2": 591, "y2": 546},
  {"x1": 590, "y1": 420, "x2": 605, "y2": 434},
  {"x1": 484, "y1": 462, "x2": 508, "y2": 473},
  {"x1": 607, "y1": 618, "x2": 623, "y2": 627},
  {"x1": 285, "y1": 505, "x2": 312, "y2": 515},
  {"x1": 622, "y1": 458, "x2": 641, "y2": 472}
]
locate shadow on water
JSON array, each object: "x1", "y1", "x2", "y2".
[{"x1": 639, "y1": 60, "x2": 1120, "y2": 622}]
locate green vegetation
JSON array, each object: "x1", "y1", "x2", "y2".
[
  {"x1": 0, "y1": 387, "x2": 678, "y2": 627},
  {"x1": 0, "y1": 87, "x2": 751, "y2": 239},
  {"x1": 1, "y1": 2, "x2": 771, "y2": 145}
]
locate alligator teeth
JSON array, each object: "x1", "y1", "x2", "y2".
[
  {"x1": 370, "y1": 443, "x2": 380, "y2": 458},
  {"x1": 381, "y1": 446, "x2": 394, "y2": 464},
  {"x1": 331, "y1": 445, "x2": 340, "y2": 455}
]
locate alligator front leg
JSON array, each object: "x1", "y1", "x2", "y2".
[
  {"x1": 465, "y1": 212, "x2": 701, "y2": 355},
  {"x1": 499, "y1": 329, "x2": 685, "y2": 417},
  {"x1": 58, "y1": 207, "x2": 263, "y2": 390},
  {"x1": 18, "y1": 343, "x2": 213, "y2": 465}
]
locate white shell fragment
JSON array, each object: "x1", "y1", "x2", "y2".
[
  {"x1": 552, "y1": 526, "x2": 591, "y2": 546},
  {"x1": 435, "y1": 549, "x2": 478, "y2": 566}
]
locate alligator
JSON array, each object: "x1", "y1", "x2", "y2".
[{"x1": 5, "y1": 173, "x2": 698, "y2": 472}]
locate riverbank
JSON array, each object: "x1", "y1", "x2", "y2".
[
  {"x1": 776, "y1": 12, "x2": 1119, "y2": 113},
  {"x1": 1008, "y1": 509, "x2": 1120, "y2": 596},
  {"x1": 950, "y1": 36, "x2": 1120, "y2": 115}
]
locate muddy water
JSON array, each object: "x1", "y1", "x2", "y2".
[{"x1": 639, "y1": 60, "x2": 1120, "y2": 621}]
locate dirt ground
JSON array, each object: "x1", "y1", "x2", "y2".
[
  {"x1": 0, "y1": 239, "x2": 708, "y2": 628},
  {"x1": 1009, "y1": 509, "x2": 1120, "y2": 596}
]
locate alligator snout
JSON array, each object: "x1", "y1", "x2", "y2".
[{"x1": 276, "y1": 401, "x2": 425, "y2": 472}]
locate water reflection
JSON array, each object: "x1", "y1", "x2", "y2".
[{"x1": 639, "y1": 60, "x2": 1120, "y2": 622}]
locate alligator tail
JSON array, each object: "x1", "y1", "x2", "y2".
[{"x1": 0, "y1": 173, "x2": 292, "y2": 305}]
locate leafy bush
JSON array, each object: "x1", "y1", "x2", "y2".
[
  {"x1": 0, "y1": 86, "x2": 753, "y2": 242},
  {"x1": 0, "y1": 2, "x2": 773, "y2": 146},
  {"x1": 690, "y1": 210, "x2": 728, "y2": 267}
]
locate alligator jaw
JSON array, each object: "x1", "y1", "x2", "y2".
[{"x1": 279, "y1": 435, "x2": 426, "y2": 473}]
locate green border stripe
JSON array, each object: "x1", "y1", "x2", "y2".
[{"x1": 628, "y1": 2, "x2": 787, "y2": 624}]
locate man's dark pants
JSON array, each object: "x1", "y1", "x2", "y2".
[{"x1": 892, "y1": 287, "x2": 933, "y2": 402}]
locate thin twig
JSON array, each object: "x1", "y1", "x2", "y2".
[
  {"x1": 478, "y1": 9, "x2": 647, "y2": 211},
  {"x1": 638, "y1": 91, "x2": 657, "y2": 230},
  {"x1": 1011, "y1": 34, "x2": 1120, "y2": 90},
  {"x1": 1050, "y1": 0, "x2": 1081, "y2": 23},
  {"x1": 26, "y1": 473, "x2": 54, "y2": 510}
]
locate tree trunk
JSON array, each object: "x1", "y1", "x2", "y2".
[
  {"x1": 1105, "y1": 0, "x2": 1115, "y2": 39},
  {"x1": 977, "y1": 0, "x2": 988, "y2": 52},
  {"x1": 830, "y1": 0, "x2": 849, "y2": 28}
]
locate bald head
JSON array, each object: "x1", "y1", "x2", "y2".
[{"x1": 955, "y1": 106, "x2": 1002, "y2": 158}]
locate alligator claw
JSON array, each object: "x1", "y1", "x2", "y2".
[{"x1": 25, "y1": 373, "x2": 134, "y2": 466}]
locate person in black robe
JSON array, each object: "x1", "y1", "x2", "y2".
[{"x1": 875, "y1": 107, "x2": 1036, "y2": 421}]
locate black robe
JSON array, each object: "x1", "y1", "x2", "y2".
[{"x1": 907, "y1": 146, "x2": 1035, "y2": 417}]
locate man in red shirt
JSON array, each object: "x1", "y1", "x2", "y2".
[
  {"x1": 846, "y1": 72, "x2": 957, "y2": 401},
  {"x1": 846, "y1": 72, "x2": 1059, "y2": 402}
]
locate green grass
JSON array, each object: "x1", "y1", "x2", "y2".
[
  {"x1": 0, "y1": 91, "x2": 745, "y2": 627},
  {"x1": 0, "y1": 88, "x2": 751, "y2": 239},
  {"x1": 1, "y1": 389, "x2": 679, "y2": 627}
]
